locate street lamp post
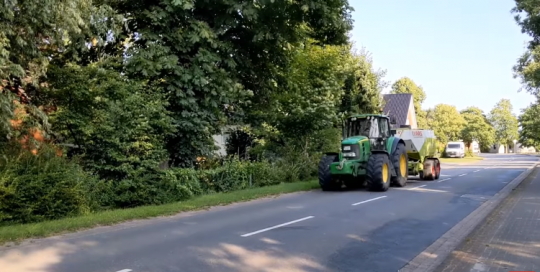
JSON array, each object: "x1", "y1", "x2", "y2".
[{"x1": 513, "y1": 139, "x2": 517, "y2": 154}]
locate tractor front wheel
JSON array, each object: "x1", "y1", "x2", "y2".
[
  {"x1": 366, "y1": 153, "x2": 391, "y2": 192},
  {"x1": 318, "y1": 154, "x2": 340, "y2": 191},
  {"x1": 391, "y1": 143, "x2": 408, "y2": 187}
]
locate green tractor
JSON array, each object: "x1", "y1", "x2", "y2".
[{"x1": 318, "y1": 114, "x2": 409, "y2": 192}]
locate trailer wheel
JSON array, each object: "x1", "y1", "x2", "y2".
[
  {"x1": 318, "y1": 155, "x2": 340, "y2": 191},
  {"x1": 366, "y1": 153, "x2": 391, "y2": 192},
  {"x1": 391, "y1": 143, "x2": 408, "y2": 187},
  {"x1": 423, "y1": 159, "x2": 436, "y2": 180},
  {"x1": 420, "y1": 159, "x2": 437, "y2": 180}
]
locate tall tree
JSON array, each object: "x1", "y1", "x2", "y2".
[
  {"x1": 489, "y1": 99, "x2": 519, "y2": 153},
  {"x1": 512, "y1": 0, "x2": 540, "y2": 97},
  {"x1": 429, "y1": 104, "x2": 466, "y2": 149},
  {"x1": 265, "y1": 42, "x2": 350, "y2": 156},
  {"x1": 340, "y1": 47, "x2": 386, "y2": 116},
  {"x1": 460, "y1": 107, "x2": 495, "y2": 152},
  {"x1": 518, "y1": 102, "x2": 540, "y2": 150},
  {"x1": 104, "y1": 0, "x2": 354, "y2": 167},
  {"x1": 0, "y1": 0, "x2": 96, "y2": 143},
  {"x1": 390, "y1": 77, "x2": 428, "y2": 128}
]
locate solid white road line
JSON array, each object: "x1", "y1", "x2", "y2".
[
  {"x1": 241, "y1": 216, "x2": 315, "y2": 237},
  {"x1": 351, "y1": 196, "x2": 387, "y2": 206},
  {"x1": 437, "y1": 178, "x2": 451, "y2": 183},
  {"x1": 459, "y1": 174, "x2": 467, "y2": 176},
  {"x1": 116, "y1": 270, "x2": 132, "y2": 272}
]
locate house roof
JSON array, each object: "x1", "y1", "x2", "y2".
[{"x1": 382, "y1": 93, "x2": 413, "y2": 128}]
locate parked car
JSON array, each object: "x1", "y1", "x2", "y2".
[{"x1": 445, "y1": 141, "x2": 465, "y2": 158}]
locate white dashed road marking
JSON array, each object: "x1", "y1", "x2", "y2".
[
  {"x1": 352, "y1": 196, "x2": 387, "y2": 206},
  {"x1": 459, "y1": 174, "x2": 467, "y2": 176},
  {"x1": 437, "y1": 178, "x2": 451, "y2": 183},
  {"x1": 473, "y1": 170, "x2": 480, "y2": 172},
  {"x1": 411, "y1": 185, "x2": 427, "y2": 189},
  {"x1": 116, "y1": 270, "x2": 132, "y2": 272},
  {"x1": 241, "y1": 216, "x2": 315, "y2": 237}
]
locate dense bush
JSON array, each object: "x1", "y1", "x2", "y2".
[
  {"x1": 0, "y1": 146, "x2": 96, "y2": 224},
  {"x1": 0, "y1": 145, "x2": 318, "y2": 225},
  {"x1": 83, "y1": 157, "x2": 303, "y2": 211},
  {"x1": 45, "y1": 63, "x2": 175, "y2": 182}
]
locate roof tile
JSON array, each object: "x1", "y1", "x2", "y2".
[{"x1": 382, "y1": 94, "x2": 413, "y2": 128}]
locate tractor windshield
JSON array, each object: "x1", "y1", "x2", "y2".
[{"x1": 345, "y1": 116, "x2": 389, "y2": 139}]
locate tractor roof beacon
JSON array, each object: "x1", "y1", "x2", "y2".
[{"x1": 318, "y1": 114, "x2": 440, "y2": 192}]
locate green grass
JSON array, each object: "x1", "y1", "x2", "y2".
[
  {"x1": 0, "y1": 180, "x2": 319, "y2": 246},
  {"x1": 439, "y1": 156, "x2": 484, "y2": 163}
]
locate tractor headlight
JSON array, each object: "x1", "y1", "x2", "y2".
[{"x1": 343, "y1": 152, "x2": 356, "y2": 157}]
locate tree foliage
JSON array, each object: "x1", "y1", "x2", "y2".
[
  {"x1": 460, "y1": 107, "x2": 495, "y2": 151},
  {"x1": 0, "y1": 0, "x2": 375, "y2": 224},
  {"x1": 44, "y1": 61, "x2": 175, "y2": 181},
  {"x1": 512, "y1": 0, "x2": 540, "y2": 97},
  {"x1": 340, "y1": 48, "x2": 386, "y2": 116},
  {"x1": 512, "y1": 0, "x2": 540, "y2": 152},
  {"x1": 489, "y1": 99, "x2": 519, "y2": 150},
  {"x1": 390, "y1": 77, "x2": 427, "y2": 128},
  {"x1": 428, "y1": 104, "x2": 466, "y2": 146},
  {"x1": 518, "y1": 102, "x2": 540, "y2": 149},
  {"x1": 102, "y1": 0, "x2": 354, "y2": 167}
]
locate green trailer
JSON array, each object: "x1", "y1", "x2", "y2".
[
  {"x1": 318, "y1": 114, "x2": 440, "y2": 192},
  {"x1": 394, "y1": 128, "x2": 441, "y2": 180}
]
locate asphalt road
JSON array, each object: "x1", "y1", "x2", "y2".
[{"x1": 1, "y1": 154, "x2": 537, "y2": 272}]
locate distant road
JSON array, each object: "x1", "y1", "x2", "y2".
[{"x1": 1, "y1": 154, "x2": 537, "y2": 272}]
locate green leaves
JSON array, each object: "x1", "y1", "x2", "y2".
[
  {"x1": 489, "y1": 99, "x2": 519, "y2": 147},
  {"x1": 44, "y1": 61, "x2": 175, "y2": 181},
  {"x1": 460, "y1": 107, "x2": 495, "y2": 151},
  {"x1": 428, "y1": 104, "x2": 466, "y2": 146},
  {"x1": 512, "y1": 1, "x2": 540, "y2": 98},
  {"x1": 519, "y1": 102, "x2": 540, "y2": 149},
  {"x1": 341, "y1": 48, "x2": 386, "y2": 116}
]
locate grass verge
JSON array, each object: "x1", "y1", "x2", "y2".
[
  {"x1": 0, "y1": 180, "x2": 319, "y2": 246},
  {"x1": 439, "y1": 156, "x2": 484, "y2": 163}
]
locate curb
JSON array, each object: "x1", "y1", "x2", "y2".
[{"x1": 398, "y1": 161, "x2": 539, "y2": 272}]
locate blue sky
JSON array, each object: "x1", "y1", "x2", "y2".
[{"x1": 349, "y1": 0, "x2": 534, "y2": 116}]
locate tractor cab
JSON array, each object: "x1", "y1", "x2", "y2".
[{"x1": 343, "y1": 115, "x2": 392, "y2": 152}]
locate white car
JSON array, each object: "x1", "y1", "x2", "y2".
[{"x1": 445, "y1": 142, "x2": 465, "y2": 158}]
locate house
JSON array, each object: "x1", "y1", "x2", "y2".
[
  {"x1": 488, "y1": 142, "x2": 536, "y2": 154},
  {"x1": 516, "y1": 143, "x2": 536, "y2": 154},
  {"x1": 382, "y1": 94, "x2": 418, "y2": 129},
  {"x1": 212, "y1": 125, "x2": 239, "y2": 156},
  {"x1": 489, "y1": 143, "x2": 506, "y2": 154}
]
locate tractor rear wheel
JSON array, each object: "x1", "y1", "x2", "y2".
[
  {"x1": 366, "y1": 153, "x2": 391, "y2": 192},
  {"x1": 318, "y1": 154, "x2": 340, "y2": 191},
  {"x1": 391, "y1": 143, "x2": 408, "y2": 187}
]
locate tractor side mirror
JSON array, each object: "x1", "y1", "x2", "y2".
[
  {"x1": 390, "y1": 129, "x2": 396, "y2": 136},
  {"x1": 390, "y1": 116, "x2": 397, "y2": 125}
]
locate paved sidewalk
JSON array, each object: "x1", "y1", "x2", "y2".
[{"x1": 435, "y1": 166, "x2": 540, "y2": 272}]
